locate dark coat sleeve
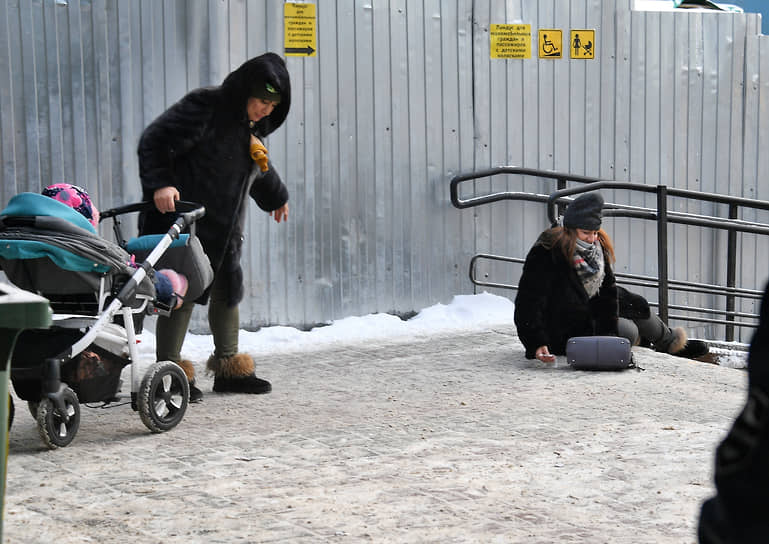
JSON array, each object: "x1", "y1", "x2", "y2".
[
  {"x1": 138, "y1": 90, "x2": 215, "y2": 194},
  {"x1": 249, "y1": 162, "x2": 289, "y2": 212},
  {"x1": 514, "y1": 245, "x2": 558, "y2": 359},
  {"x1": 591, "y1": 261, "x2": 619, "y2": 336},
  {"x1": 617, "y1": 286, "x2": 651, "y2": 320}
]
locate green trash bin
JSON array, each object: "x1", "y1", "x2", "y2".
[{"x1": 0, "y1": 282, "x2": 51, "y2": 539}]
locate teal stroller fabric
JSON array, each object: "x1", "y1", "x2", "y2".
[
  {"x1": 0, "y1": 193, "x2": 144, "y2": 296},
  {"x1": 1, "y1": 192, "x2": 97, "y2": 234},
  {"x1": 0, "y1": 193, "x2": 131, "y2": 275}
]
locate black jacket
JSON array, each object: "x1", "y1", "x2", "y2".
[
  {"x1": 137, "y1": 52, "x2": 291, "y2": 306},
  {"x1": 749, "y1": 281, "x2": 769, "y2": 390},
  {"x1": 514, "y1": 239, "x2": 619, "y2": 359}
]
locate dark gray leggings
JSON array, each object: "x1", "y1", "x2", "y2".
[
  {"x1": 155, "y1": 272, "x2": 240, "y2": 363},
  {"x1": 617, "y1": 314, "x2": 677, "y2": 353}
]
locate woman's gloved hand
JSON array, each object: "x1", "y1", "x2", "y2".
[{"x1": 250, "y1": 135, "x2": 269, "y2": 172}]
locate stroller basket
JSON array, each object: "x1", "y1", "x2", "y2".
[{"x1": 11, "y1": 327, "x2": 128, "y2": 404}]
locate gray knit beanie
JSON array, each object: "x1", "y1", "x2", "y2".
[{"x1": 563, "y1": 192, "x2": 604, "y2": 230}]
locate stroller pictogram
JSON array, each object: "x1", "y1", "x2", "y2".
[{"x1": 571, "y1": 31, "x2": 595, "y2": 58}]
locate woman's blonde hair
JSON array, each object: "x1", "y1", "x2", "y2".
[{"x1": 537, "y1": 226, "x2": 616, "y2": 264}]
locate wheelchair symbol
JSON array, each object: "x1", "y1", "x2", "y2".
[{"x1": 541, "y1": 34, "x2": 560, "y2": 57}]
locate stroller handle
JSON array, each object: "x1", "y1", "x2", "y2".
[
  {"x1": 100, "y1": 201, "x2": 206, "y2": 247},
  {"x1": 174, "y1": 202, "x2": 206, "y2": 226},
  {"x1": 100, "y1": 200, "x2": 205, "y2": 222}
]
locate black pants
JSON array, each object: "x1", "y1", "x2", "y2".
[{"x1": 698, "y1": 282, "x2": 769, "y2": 543}]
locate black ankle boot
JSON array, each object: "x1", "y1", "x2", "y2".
[
  {"x1": 674, "y1": 340, "x2": 709, "y2": 359},
  {"x1": 213, "y1": 374, "x2": 272, "y2": 394},
  {"x1": 188, "y1": 381, "x2": 204, "y2": 403}
]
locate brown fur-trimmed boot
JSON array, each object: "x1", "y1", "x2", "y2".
[
  {"x1": 666, "y1": 327, "x2": 688, "y2": 355},
  {"x1": 207, "y1": 353, "x2": 272, "y2": 394},
  {"x1": 176, "y1": 359, "x2": 204, "y2": 403}
]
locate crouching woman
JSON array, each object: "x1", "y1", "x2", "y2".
[
  {"x1": 514, "y1": 192, "x2": 700, "y2": 363},
  {"x1": 514, "y1": 192, "x2": 619, "y2": 362}
]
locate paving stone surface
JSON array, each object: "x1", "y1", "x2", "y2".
[{"x1": 3, "y1": 326, "x2": 747, "y2": 543}]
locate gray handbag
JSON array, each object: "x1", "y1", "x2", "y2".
[
  {"x1": 566, "y1": 336, "x2": 636, "y2": 371},
  {"x1": 127, "y1": 233, "x2": 213, "y2": 302}
]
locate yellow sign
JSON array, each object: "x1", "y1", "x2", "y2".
[
  {"x1": 490, "y1": 24, "x2": 531, "y2": 59},
  {"x1": 284, "y1": 3, "x2": 316, "y2": 56},
  {"x1": 538, "y1": 29, "x2": 562, "y2": 58},
  {"x1": 570, "y1": 29, "x2": 595, "y2": 59}
]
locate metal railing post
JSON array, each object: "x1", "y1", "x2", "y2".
[
  {"x1": 726, "y1": 203, "x2": 738, "y2": 341},
  {"x1": 556, "y1": 176, "x2": 567, "y2": 223},
  {"x1": 657, "y1": 186, "x2": 669, "y2": 323}
]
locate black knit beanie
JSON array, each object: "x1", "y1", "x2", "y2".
[
  {"x1": 251, "y1": 79, "x2": 282, "y2": 103},
  {"x1": 563, "y1": 192, "x2": 604, "y2": 230}
]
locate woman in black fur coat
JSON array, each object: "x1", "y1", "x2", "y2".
[
  {"x1": 698, "y1": 280, "x2": 769, "y2": 543},
  {"x1": 138, "y1": 52, "x2": 291, "y2": 399},
  {"x1": 514, "y1": 192, "x2": 707, "y2": 363}
]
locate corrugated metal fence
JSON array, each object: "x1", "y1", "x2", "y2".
[{"x1": 1, "y1": 0, "x2": 767, "y2": 340}]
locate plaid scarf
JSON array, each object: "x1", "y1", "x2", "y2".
[{"x1": 573, "y1": 238, "x2": 605, "y2": 298}]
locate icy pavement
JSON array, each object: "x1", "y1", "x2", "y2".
[{"x1": 4, "y1": 325, "x2": 746, "y2": 543}]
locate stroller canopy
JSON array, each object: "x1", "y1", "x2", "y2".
[
  {"x1": 0, "y1": 193, "x2": 125, "y2": 274},
  {"x1": 2, "y1": 192, "x2": 97, "y2": 234}
]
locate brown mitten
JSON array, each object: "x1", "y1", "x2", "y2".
[{"x1": 250, "y1": 135, "x2": 269, "y2": 172}]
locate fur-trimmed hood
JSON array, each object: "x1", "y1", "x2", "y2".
[{"x1": 221, "y1": 52, "x2": 291, "y2": 138}]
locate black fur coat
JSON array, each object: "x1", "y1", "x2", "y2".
[
  {"x1": 514, "y1": 239, "x2": 619, "y2": 359},
  {"x1": 749, "y1": 281, "x2": 769, "y2": 390},
  {"x1": 137, "y1": 52, "x2": 290, "y2": 306}
]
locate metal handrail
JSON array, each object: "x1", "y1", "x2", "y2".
[
  {"x1": 546, "y1": 182, "x2": 769, "y2": 223},
  {"x1": 451, "y1": 167, "x2": 769, "y2": 341},
  {"x1": 468, "y1": 253, "x2": 761, "y2": 332},
  {"x1": 469, "y1": 254, "x2": 764, "y2": 309},
  {"x1": 449, "y1": 166, "x2": 602, "y2": 209}
]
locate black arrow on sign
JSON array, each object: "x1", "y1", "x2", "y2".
[{"x1": 285, "y1": 45, "x2": 315, "y2": 55}]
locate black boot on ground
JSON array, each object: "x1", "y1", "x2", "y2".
[
  {"x1": 177, "y1": 359, "x2": 204, "y2": 403},
  {"x1": 674, "y1": 339, "x2": 710, "y2": 360},
  {"x1": 207, "y1": 353, "x2": 272, "y2": 394},
  {"x1": 188, "y1": 381, "x2": 204, "y2": 402},
  {"x1": 213, "y1": 374, "x2": 272, "y2": 394}
]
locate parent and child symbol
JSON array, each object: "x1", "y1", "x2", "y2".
[{"x1": 541, "y1": 32, "x2": 592, "y2": 57}]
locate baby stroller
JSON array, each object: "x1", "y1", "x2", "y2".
[{"x1": 0, "y1": 193, "x2": 213, "y2": 449}]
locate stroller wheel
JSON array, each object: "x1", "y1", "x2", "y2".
[
  {"x1": 138, "y1": 361, "x2": 189, "y2": 433},
  {"x1": 36, "y1": 387, "x2": 80, "y2": 449}
]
